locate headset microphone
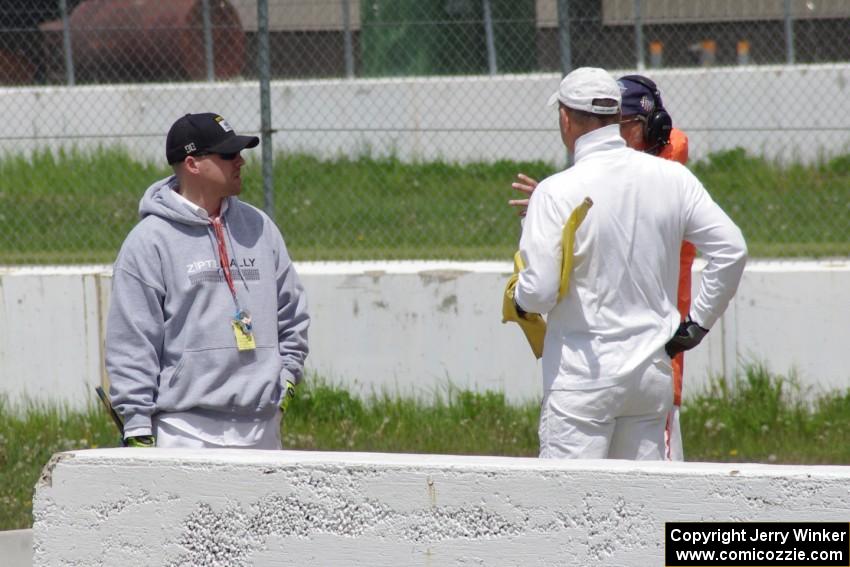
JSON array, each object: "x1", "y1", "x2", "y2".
[{"x1": 620, "y1": 75, "x2": 672, "y2": 155}]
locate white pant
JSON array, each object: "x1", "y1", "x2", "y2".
[
  {"x1": 538, "y1": 358, "x2": 673, "y2": 460},
  {"x1": 153, "y1": 410, "x2": 283, "y2": 449}
]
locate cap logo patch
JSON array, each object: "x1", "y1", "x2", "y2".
[
  {"x1": 640, "y1": 95, "x2": 655, "y2": 113},
  {"x1": 184, "y1": 142, "x2": 197, "y2": 153},
  {"x1": 215, "y1": 116, "x2": 234, "y2": 133}
]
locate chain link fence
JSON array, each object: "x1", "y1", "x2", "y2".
[{"x1": 0, "y1": 0, "x2": 848, "y2": 263}]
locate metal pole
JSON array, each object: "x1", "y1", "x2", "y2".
[
  {"x1": 342, "y1": 0, "x2": 354, "y2": 78},
  {"x1": 202, "y1": 0, "x2": 216, "y2": 81},
  {"x1": 784, "y1": 0, "x2": 795, "y2": 64},
  {"x1": 257, "y1": 0, "x2": 274, "y2": 217},
  {"x1": 556, "y1": 0, "x2": 572, "y2": 167},
  {"x1": 556, "y1": 0, "x2": 571, "y2": 76},
  {"x1": 634, "y1": 0, "x2": 645, "y2": 71},
  {"x1": 483, "y1": 0, "x2": 498, "y2": 75},
  {"x1": 59, "y1": 0, "x2": 75, "y2": 86}
]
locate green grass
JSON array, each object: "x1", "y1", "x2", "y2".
[
  {"x1": 680, "y1": 364, "x2": 850, "y2": 464},
  {"x1": 0, "y1": 147, "x2": 848, "y2": 263},
  {"x1": 691, "y1": 148, "x2": 850, "y2": 256},
  {"x1": 280, "y1": 383, "x2": 539, "y2": 455},
  {"x1": 0, "y1": 399, "x2": 118, "y2": 531},
  {"x1": 4, "y1": 366, "x2": 850, "y2": 530}
]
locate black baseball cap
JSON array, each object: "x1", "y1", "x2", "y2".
[
  {"x1": 165, "y1": 113, "x2": 259, "y2": 164},
  {"x1": 618, "y1": 75, "x2": 663, "y2": 117}
]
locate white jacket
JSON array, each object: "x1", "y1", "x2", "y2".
[{"x1": 516, "y1": 124, "x2": 747, "y2": 391}]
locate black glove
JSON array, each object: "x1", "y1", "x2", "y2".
[
  {"x1": 279, "y1": 381, "x2": 296, "y2": 416},
  {"x1": 665, "y1": 316, "x2": 708, "y2": 358}
]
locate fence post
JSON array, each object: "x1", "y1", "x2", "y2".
[
  {"x1": 342, "y1": 0, "x2": 354, "y2": 78},
  {"x1": 201, "y1": 0, "x2": 216, "y2": 81},
  {"x1": 257, "y1": 0, "x2": 274, "y2": 217},
  {"x1": 59, "y1": 0, "x2": 75, "y2": 86},
  {"x1": 483, "y1": 0, "x2": 498, "y2": 75},
  {"x1": 556, "y1": 0, "x2": 571, "y2": 76},
  {"x1": 784, "y1": 0, "x2": 795, "y2": 64},
  {"x1": 633, "y1": 0, "x2": 645, "y2": 71}
]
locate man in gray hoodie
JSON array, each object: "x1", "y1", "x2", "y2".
[{"x1": 106, "y1": 113, "x2": 310, "y2": 449}]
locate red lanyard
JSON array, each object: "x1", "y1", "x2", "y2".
[{"x1": 211, "y1": 216, "x2": 239, "y2": 303}]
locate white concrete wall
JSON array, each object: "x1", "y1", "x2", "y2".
[
  {"x1": 32, "y1": 449, "x2": 850, "y2": 566},
  {"x1": 2, "y1": 64, "x2": 849, "y2": 165},
  {"x1": 0, "y1": 266, "x2": 109, "y2": 406},
  {"x1": 0, "y1": 529, "x2": 32, "y2": 567},
  {"x1": 1, "y1": 260, "x2": 848, "y2": 408}
]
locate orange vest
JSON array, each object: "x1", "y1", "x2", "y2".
[{"x1": 659, "y1": 128, "x2": 694, "y2": 406}]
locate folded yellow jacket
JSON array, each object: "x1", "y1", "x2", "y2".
[
  {"x1": 502, "y1": 251, "x2": 546, "y2": 359},
  {"x1": 559, "y1": 196, "x2": 593, "y2": 301},
  {"x1": 502, "y1": 196, "x2": 593, "y2": 359}
]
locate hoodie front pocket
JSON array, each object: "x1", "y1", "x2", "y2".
[{"x1": 157, "y1": 346, "x2": 280, "y2": 413}]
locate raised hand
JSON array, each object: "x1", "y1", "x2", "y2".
[{"x1": 508, "y1": 173, "x2": 539, "y2": 217}]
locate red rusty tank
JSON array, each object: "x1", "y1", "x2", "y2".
[{"x1": 68, "y1": 0, "x2": 246, "y2": 81}]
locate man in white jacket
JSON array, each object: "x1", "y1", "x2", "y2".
[{"x1": 513, "y1": 68, "x2": 747, "y2": 460}]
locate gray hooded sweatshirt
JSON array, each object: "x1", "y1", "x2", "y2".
[{"x1": 106, "y1": 176, "x2": 309, "y2": 435}]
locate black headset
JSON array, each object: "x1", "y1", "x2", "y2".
[{"x1": 620, "y1": 75, "x2": 672, "y2": 155}]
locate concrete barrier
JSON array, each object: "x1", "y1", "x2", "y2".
[
  {"x1": 32, "y1": 449, "x2": 850, "y2": 566},
  {"x1": 0, "y1": 529, "x2": 32, "y2": 567},
  {"x1": 1, "y1": 260, "x2": 849, "y2": 409},
  {"x1": 2, "y1": 64, "x2": 849, "y2": 165}
]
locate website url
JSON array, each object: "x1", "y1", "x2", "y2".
[{"x1": 675, "y1": 548, "x2": 845, "y2": 563}]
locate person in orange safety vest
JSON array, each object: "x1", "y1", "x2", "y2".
[{"x1": 508, "y1": 74, "x2": 693, "y2": 461}]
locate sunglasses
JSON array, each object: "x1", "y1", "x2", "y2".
[{"x1": 192, "y1": 151, "x2": 240, "y2": 161}]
